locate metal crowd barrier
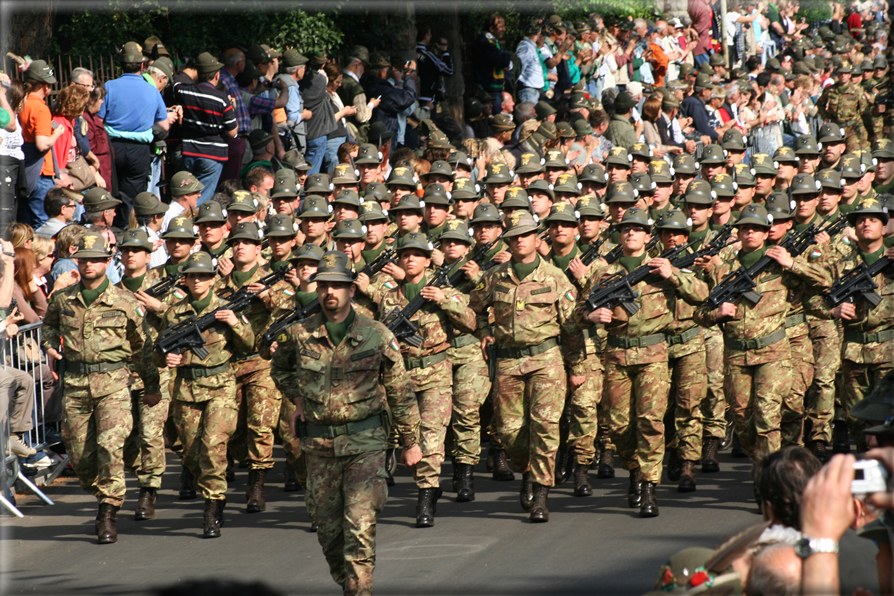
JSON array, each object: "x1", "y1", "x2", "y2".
[{"x1": 1, "y1": 321, "x2": 65, "y2": 516}]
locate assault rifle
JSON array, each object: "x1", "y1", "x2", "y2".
[
  {"x1": 580, "y1": 235, "x2": 611, "y2": 267},
  {"x1": 584, "y1": 240, "x2": 694, "y2": 314},
  {"x1": 383, "y1": 265, "x2": 453, "y2": 348},
  {"x1": 144, "y1": 274, "x2": 183, "y2": 299},
  {"x1": 668, "y1": 224, "x2": 734, "y2": 271},
  {"x1": 603, "y1": 233, "x2": 660, "y2": 265},
  {"x1": 705, "y1": 213, "x2": 841, "y2": 310},
  {"x1": 826, "y1": 256, "x2": 891, "y2": 309},
  {"x1": 155, "y1": 265, "x2": 291, "y2": 358}
]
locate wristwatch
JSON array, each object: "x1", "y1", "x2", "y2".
[{"x1": 794, "y1": 536, "x2": 839, "y2": 559}]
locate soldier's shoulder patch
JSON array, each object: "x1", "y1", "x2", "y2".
[
  {"x1": 173, "y1": 289, "x2": 186, "y2": 300},
  {"x1": 284, "y1": 288, "x2": 295, "y2": 297},
  {"x1": 681, "y1": 268, "x2": 693, "y2": 274},
  {"x1": 809, "y1": 249, "x2": 822, "y2": 260},
  {"x1": 384, "y1": 281, "x2": 397, "y2": 290},
  {"x1": 843, "y1": 236, "x2": 852, "y2": 245},
  {"x1": 277, "y1": 332, "x2": 289, "y2": 344},
  {"x1": 136, "y1": 305, "x2": 146, "y2": 317},
  {"x1": 241, "y1": 314, "x2": 250, "y2": 325},
  {"x1": 564, "y1": 290, "x2": 575, "y2": 301},
  {"x1": 474, "y1": 282, "x2": 485, "y2": 292},
  {"x1": 389, "y1": 338, "x2": 399, "y2": 352}
]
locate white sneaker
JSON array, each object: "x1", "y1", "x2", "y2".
[
  {"x1": 23, "y1": 453, "x2": 53, "y2": 469},
  {"x1": 9, "y1": 436, "x2": 36, "y2": 457}
]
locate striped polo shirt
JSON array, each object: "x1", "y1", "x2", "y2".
[{"x1": 177, "y1": 81, "x2": 238, "y2": 161}]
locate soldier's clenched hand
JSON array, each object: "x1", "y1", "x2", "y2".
[
  {"x1": 135, "y1": 291, "x2": 163, "y2": 313},
  {"x1": 215, "y1": 309, "x2": 240, "y2": 327},
  {"x1": 166, "y1": 353, "x2": 182, "y2": 367},
  {"x1": 143, "y1": 393, "x2": 162, "y2": 407},
  {"x1": 766, "y1": 246, "x2": 794, "y2": 269},
  {"x1": 420, "y1": 286, "x2": 445, "y2": 303},
  {"x1": 480, "y1": 336, "x2": 495, "y2": 358},
  {"x1": 717, "y1": 302, "x2": 737, "y2": 319},
  {"x1": 649, "y1": 257, "x2": 673, "y2": 279},
  {"x1": 831, "y1": 302, "x2": 856, "y2": 320},
  {"x1": 402, "y1": 445, "x2": 423, "y2": 467},
  {"x1": 588, "y1": 307, "x2": 612, "y2": 324}
]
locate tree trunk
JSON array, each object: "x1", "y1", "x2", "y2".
[{"x1": 4, "y1": 3, "x2": 56, "y2": 60}]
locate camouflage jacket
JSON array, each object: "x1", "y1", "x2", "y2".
[
  {"x1": 579, "y1": 254, "x2": 708, "y2": 366},
  {"x1": 215, "y1": 263, "x2": 294, "y2": 374},
  {"x1": 155, "y1": 291, "x2": 255, "y2": 399},
  {"x1": 42, "y1": 280, "x2": 160, "y2": 398},
  {"x1": 469, "y1": 256, "x2": 586, "y2": 373},
  {"x1": 818, "y1": 82, "x2": 869, "y2": 125},
  {"x1": 270, "y1": 312, "x2": 422, "y2": 457}
]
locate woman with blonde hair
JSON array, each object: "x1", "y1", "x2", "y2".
[{"x1": 5, "y1": 221, "x2": 33, "y2": 249}]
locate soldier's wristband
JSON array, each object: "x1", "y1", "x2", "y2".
[{"x1": 400, "y1": 433, "x2": 419, "y2": 449}]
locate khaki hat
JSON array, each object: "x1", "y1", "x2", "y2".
[
  {"x1": 282, "y1": 149, "x2": 312, "y2": 171},
  {"x1": 614, "y1": 91, "x2": 637, "y2": 112},
  {"x1": 228, "y1": 190, "x2": 260, "y2": 212},
  {"x1": 483, "y1": 163, "x2": 514, "y2": 184},
  {"x1": 735, "y1": 204, "x2": 773, "y2": 227},
  {"x1": 270, "y1": 172, "x2": 300, "y2": 199},
  {"x1": 266, "y1": 214, "x2": 299, "y2": 237},
  {"x1": 694, "y1": 73, "x2": 713, "y2": 90},
  {"x1": 790, "y1": 173, "x2": 822, "y2": 195},
  {"x1": 710, "y1": 172, "x2": 737, "y2": 198},
  {"x1": 354, "y1": 143, "x2": 383, "y2": 165},
  {"x1": 556, "y1": 121, "x2": 575, "y2": 139},
  {"x1": 333, "y1": 189, "x2": 362, "y2": 208},
  {"x1": 162, "y1": 216, "x2": 199, "y2": 240},
  {"x1": 298, "y1": 195, "x2": 333, "y2": 219},
  {"x1": 629, "y1": 143, "x2": 653, "y2": 162},
  {"x1": 170, "y1": 171, "x2": 205, "y2": 197},
  {"x1": 553, "y1": 173, "x2": 581, "y2": 196},
  {"x1": 722, "y1": 128, "x2": 747, "y2": 151},
  {"x1": 571, "y1": 118, "x2": 593, "y2": 137},
  {"x1": 179, "y1": 251, "x2": 218, "y2": 275},
  {"x1": 368, "y1": 121, "x2": 393, "y2": 144},
  {"x1": 526, "y1": 179, "x2": 556, "y2": 200},
  {"x1": 390, "y1": 195, "x2": 425, "y2": 213},
  {"x1": 152, "y1": 57, "x2": 174, "y2": 79},
  {"x1": 134, "y1": 192, "x2": 168, "y2": 216},
  {"x1": 502, "y1": 211, "x2": 541, "y2": 238},
  {"x1": 838, "y1": 153, "x2": 866, "y2": 179},
  {"x1": 331, "y1": 162, "x2": 360, "y2": 185},
  {"x1": 605, "y1": 146, "x2": 633, "y2": 168},
  {"x1": 818, "y1": 123, "x2": 846, "y2": 144},
  {"x1": 700, "y1": 144, "x2": 727, "y2": 165},
  {"x1": 774, "y1": 146, "x2": 799, "y2": 165},
  {"x1": 363, "y1": 182, "x2": 392, "y2": 203},
  {"x1": 349, "y1": 45, "x2": 370, "y2": 64},
  {"x1": 629, "y1": 172, "x2": 655, "y2": 196},
  {"x1": 501, "y1": 187, "x2": 531, "y2": 210},
  {"x1": 615, "y1": 206, "x2": 652, "y2": 230},
  {"x1": 516, "y1": 152, "x2": 546, "y2": 174},
  {"x1": 544, "y1": 149, "x2": 569, "y2": 169},
  {"x1": 228, "y1": 221, "x2": 263, "y2": 244},
  {"x1": 648, "y1": 160, "x2": 674, "y2": 183},
  {"x1": 751, "y1": 153, "x2": 778, "y2": 176},
  {"x1": 654, "y1": 208, "x2": 691, "y2": 232},
  {"x1": 534, "y1": 100, "x2": 557, "y2": 120},
  {"x1": 545, "y1": 202, "x2": 579, "y2": 224},
  {"x1": 195, "y1": 200, "x2": 227, "y2": 224},
  {"x1": 672, "y1": 154, "x2": 698, "y2": 175},
  {"x1": 439, "y1": 219, "x2": 474, "y2": 244},
  {"x1": 536, "y1": 121, "x2": 558, "y2": 141},
  {"x1": 451, "y1": 177, "x2": 481, "y2": 199},
  {"x1": 248, "y1": 129, "x2": 275, "y2": 153},
  {"x1": 332, "y1": 218, "x2": 367, "y2": 240},
  {"x1": 143, "y1": 36, "x2": 170, "y2": 58},
  {"x1": 873, "y1": 138, "x2": 894, "y2": 160},
  {"x1": 605, "y1": 181, "x2": 639, "y2": 204},
  {"x1": 396, "y1": 231, "x2": 434, "y2": 255},
  {"x1": 292, "y1": 243, "x2": 326, "y2": 263},
  {"x1": 305, "y1": 173, "x2": 334, "y2": 194},
  {"x1": 685, "y1": 179, "x2": 716, "y2": 204},
  {"x1": 765, "y1": 192, "x2": 796, "y2": 220},
  {"x1": 733, "y1": 163, "x2": 756, "y2": 187},
  {"x1": 579, "y1": 163, "x2": 608, "y2": 184},
  {"x1": 421, "y1": 160, "x2": 455, "y2": 182},
  {"x1": 119, "y1": 41, "x2": 146, "y2": 64},
  {"x1": 422, "y1": 183, "x2": 452, "y2": 206},
  {"x1": 490, "y1": 114, "x2": 515, "y2": 132},
  {"x1": 359, "y1": 200, "x2": 389, "y2": 223},
  {"x1": 386, "y1": 166, "x2": 418, "y2": 188},
  {"x1": 794, "y1": 134, "x2": 822, "y2": 156},
  {"x1": 817, "y1": 168, "x2": 845, "y2": 190},
  {"x1": 470, "y1": 202, "x2": 503, "y2": 224},
  {"x1": 119, "y1": 228, "x2": 153, "y2": 252},
  {"x1": 576, "y1": 195, "x2": 604, "y2": 218},
  {"x1": 282, "y1": 49, "x2": 308, "y2": 67},
  {"x1": 73, "y1": 231, "x2": 113, "y2": 259},
  {"x1": 246, "y1": 44, "x2": 273, "y2": 65},
  {"x1": 84, "y1": 187, "x2": 122, "y2": 212},
  {"x1": 846, "y1": 197, "x2": 890, "y2": 226},
  {"x1": 194, "y1": 52, "x2": 224, "y2": 74},
  {"x1": 25, "y1": 60, "x2": 56, "y2": 84}
]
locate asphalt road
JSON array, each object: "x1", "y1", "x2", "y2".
[{"x1": 2, "y1": 449, "x2": 762, "y2": 596}]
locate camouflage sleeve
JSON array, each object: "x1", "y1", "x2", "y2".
[
  {"x1": 788, "y1": 253, "x2": 833, "y2": 290},
  {"x1": 669, "y1": 267, "x2": 710, "y2": 305},
  {"x1": 692, "y1": 262, "x2": 727, "y2": 328},
  {"x1": 128, "y1": 306, "x2": 161, "y2": 395},
  {"x1": 41, "y1": 292, "x2": 62, "y2": 353},
  {"x1": 270, "y1": 328, "x2": 301, "y2": 402},
  {"x1": 259, "y1": 280, "x2": 293, "y2": 312},
  {"x1": 437, "y1": 286, "x2": 477, "y2": 334},
  {"x1": 469, "y1": 269, "x2": 495, "y2": 338},
  {"x1": 366, "y1": 274, "x2": 396, "y2": 306},
  {"x1": 554, "y1": 272, "x2": 586, "y2": 371},
  {"x1": 230, "y1": 313, "x2": 256, "y2": 356},
  {"x1": 380, "y1": 329, "x2": 421, "y2": 448}
]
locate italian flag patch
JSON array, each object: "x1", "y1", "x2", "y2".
[
  {"x1": 173, "y1": 289, "x2": 186, "y2": 300},
  {"x1": 565, "y1": 290, "x2": 575, "y2": 301},
  {"x1": 284, "y1": 289, "x2": 295, "y2": 296},
  {"x1": 136, "y1": 306, "x2": 145, "y2": 317},
  {"x1": 384, "y1": 281, "x2": 396, "y2": 290},
  {"x1": 390, "y1": 338, "x2": 399, "y2": 351}
]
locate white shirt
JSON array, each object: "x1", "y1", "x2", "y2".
[
  {"x1": 147, "y1": 226, "x2": 168, "y2": 269},
  {"x1": 0, "y1": 116, "x2": 24, "y2": 160},
  {"x1": 161, "y1": 201, "x2": 187, "y2": 233}
]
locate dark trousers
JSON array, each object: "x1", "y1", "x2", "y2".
[
  {"x1": 0, "y1": 156, "x2": 23, "y2": 234},
  {"x1": 111, "y1": 139, "x2": 152, "y2": 228}
]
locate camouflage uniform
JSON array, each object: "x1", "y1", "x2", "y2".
[
  {"x1": 818, "y1": 80, "x2": 870, "y2": 153},
  {"x1": 271, "y1": 312, "x2": 421, "y2": 596},
  {"x1": 158, "y1": 291, "x2": 255, "y2": 501},
  {"x1": 43, "y1": 280, "x2": 160, "y2": 508},
  {"x1": 377, "y1": 275, "x2": 475, "y2": 490}
]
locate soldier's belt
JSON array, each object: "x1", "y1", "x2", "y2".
[
  {"x1": 843, "y1": 329, "x2": 894, "y2": 344},
  {"x1": 665, "y1": 326, "x2": 702, "y2": 346},
  {"x1": 232, "y1": 353, "x2": 260, "y2": 362},
  {"x1": 607, "y1": 333, "x2": 666, "y2": 349},
  {"x1": 450, "y1": 335, "x2": 478, "y2": 349},
  {"x1": 65, "y1": 361, "x2": 126, "y2": 375},
  {"x1": 495, "y1": 337, "x2": 560, "y2": 359},
  {"x1": 177, "y1": 362, "x2": 232, "y2": 379},
  {"x1": 838, "y1": 119, "x2": 858, "y2": 127},
  {"x1": 584, "y1": 326, "x2": 601, "y2": 340},
  {"x1": 785, "y1": 314, "x2": 806, "y2": 328},
  {"x1": 404, "y1": 351, "x2": 448, "y2": 370},
  {"x1": 300, "y1": 412, "x2": 386, "y2": 439},
  {"x1": 723, "y1": 328, "x2": 786, "y2": 351}
]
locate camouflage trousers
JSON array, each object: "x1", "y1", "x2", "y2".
[
  {"x1": 450, "y1": 359, "x2": 491, "y2": 466},
  {"x1": 279, "y1": 398, "x2": 308, "y2": 487},
  {"x1": 62, "y1": 387, "x2": 133, "y2": 507},
  {"x1": 725, "y1": 357, "x2": 792, "y2": 461},
  {"x1": 306, "y1": 449, "x2": 387, "y2": 596},
  {"x1": 841, "y1": 359, "x2": 893, "y2": 452},
  {"x1": 566, "y1": 355, "x2": 602, "y2": 465},
  {"x1": 844, "y1": 123, "x2": 869, "y2": 153},
  {"x1": 782, "y1": 330, "x2": 814, "y2": 448},
  {"x1": 701, "y1": 328, "x2": 727, "y2": 440},
  {"x1": 604, "y1": 360, "x2": 670, "y2": 484},
  {"x1": 669, "y1": 347, "x2": 708, "y2": 462},
  {"x1": 806, "y1": 320, "x2": 840, "y2": 443},
  {"x1": 172, "y1": 378, "x2": 238, "y2": 501},
  {"x1": 493, "y1": 349, "x2": 566, "y2": 487},
  {"x1": 124, "y1": 388, "x2": 171, "y2": 489},
  {"x1": 230, "y1": 365, "x2": 283, "y2": 470},
  {"x1": 409, "y1": 358, "x2": 453, "y2": 490}
]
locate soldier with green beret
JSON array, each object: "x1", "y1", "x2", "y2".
[
  {"x1": 43, "y1": 231, "x2": 162, "y2": 543},
  {"x1": 271, "y1": 250, "x2": 421, "y2": 594}
]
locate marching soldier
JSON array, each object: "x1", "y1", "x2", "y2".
[
  {"x1": 817, "y1": 62, "x2": 869, "y2": 153},
  {"x1": 270, "y1": 251, "x2": 421, "y2": 596},
  {"x1": 470, "y1": 211, "x2": 586, "y2": 523},
  {"x1": 158, "y1": 252, "x2": 254, "y2": 538},
  {"x1": 42, "y1": 231, "x2": 162, "y2": 544},
  {"x1": 195, "y1": 201, "x2": 233, "y2": 261},
  {"x1": 377, "y1": 232, "x2": 476, "y2": 527},
  {"x1": 299, "y1": 195, "x2": 336, "y2": 250}
]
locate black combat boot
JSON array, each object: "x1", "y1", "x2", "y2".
[
  {"x1": 678, "y1": 461, "x2": 697, "y2": 493},
  {"x1": 179, "y1": 465, "x2": 196, "y2": 499},
  {"x1": 385, "y1": 448, "x2": 397, "y2": 486},
  {"x1": 529, "y1": 483, "x2": 550, "y2": 523},
  {"x1": 134, "y1": 487, "x2": 157, "y2": 521},
  {"x1": 492, "y1": 448, "x2": 515, "y2": 481},
  {"x1": 666, "y1": 448, "x2": 683, "y2": 481},
  {"x1": 640, "y1": 481, "x2": 659, "y2": 517},
  {"x1": 597, "y1": 447, "x2": 615, "y2": 479},
  {"x1": 573, "y1": 464, "x2": 592, "y2": 497},
  {"x1": 627, "y1": 468, "x2": 642, "y2": 508},
  {"x1": 203, "y1": 499, "x2": 222, "y2": 538},
  {"x1": 97, "y1": 503, "x2": 119, "y2": 544},
  {"x1": 809, "y1": 440, "x2": 829, "y2": 463},
  {"x1": 519, "y1": 471, "x2": 535, "y2": 512},
  {"x1": 226, "y1": 453, "x2": 235, "y2": 483},
  {"x1": 284, "y1": 465, "x2": 301, "y2": 492},
  {"x1": 701, "y1": 437, "x2": 720, "y2": 473},
  {"x1": 415, "y1": 487, "x2": 442, "y2": 528},
  {"x1": 730, "y1": 433, "x2": 747, "y2": 458},
  {"x1": 456, "y1": 463, "x2": 475, "y2": 502},
  {"x1": 554, "y1": 445, "x2": 574, "y2": 485},
  {"x1": 832, "y1": 421, "x2": 850, "y2": 454},
  {"x1": 721, "y1": 420, "x2": 735, "y2": 449},
  {"x1": 246, "y1": 469, "x2": 267, "y2": 513}
]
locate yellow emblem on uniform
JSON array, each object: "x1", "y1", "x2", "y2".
[
  {"x1": 754, "y1": 154, "x2": 767, "y2": 164},
  {"x1": 336, "y1": 164, "x2": 349, "y2": 175},
  {"x1": 322, "y1": 254, "x2": 339, "y2": 268},
  {"x1": 363, "y1": 202, "x2": 376, "y2": 212},
  {"x1": 578, "y1": 196, "x2": 590, "y2": 207},
  {"x1": 554, "y1": 202, "x2": 567, "y2": 212},
  {"x1": 821, "y1": 170, "x2": 833, "y2": 179},
  {"x1": 651, "y1": 161, "x2": 665, "y2": 172},
  {"x1": 633, "y1": 143, "x2": 645, "y2": 151},
  {"x1": 474, "y1": 282, "x2": 485, "y2": 291},
  {"x1": 714, "y1": 172, "x2": 729, "y2": 182},
  {"x1": 521, "y1": 154, "x2": 532, "y2": 165},
  {"x1": 507, "y1": 187, "x2": 520, "y2": 198},
  {"x1": 277, "y1": 333, "x2": 288, "y2": 344},
  {"x1": 448, "y1": 220, "x2": 461, "y2": 230},
  {"x1": 491, "y1": 163, "x2": 504, "y2": 173},
  {"x1": 174, "y1": 217, "x2": 187, "y2": 227},
  {"x1": 83, "y1": 235, "x2": 97, "y2": 249},
  {"x1": 516, "y1": 300, "x2": 526, "y2": 311},
  {"x1": 394, "y1": 167, "x2": 407, "y2": 176},
  {"x1": 735, "y1": 163, "x2": 749, "y2": 173},
  {"x1": 860, "y1": 198, "x2": 880, "y2": 208},
  {"x1": 455, "y1": 179, "x2": 467, "y2": 188},
  {"x1": 548, "y1": 150, "x2": 561, "y2": 159},
  {"x1": 842, "y1": 156, "x2": 855, "y2": 167},
  {"x1": 558, "y1": 174, "x2": 571, "y2": 185},
  {"x1": 509, "y1": 212, "x2": 523, "y2": 226},
  {"x1": 879, "y1": 139, "x2": 890, "y2": 149},
  {"x1": 611, "y1": 147, "x2": 626, "y2": 156}
]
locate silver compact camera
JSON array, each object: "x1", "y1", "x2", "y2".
[{"x1": 852, "y1": 459, "x2": 889, "y2": 495}]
